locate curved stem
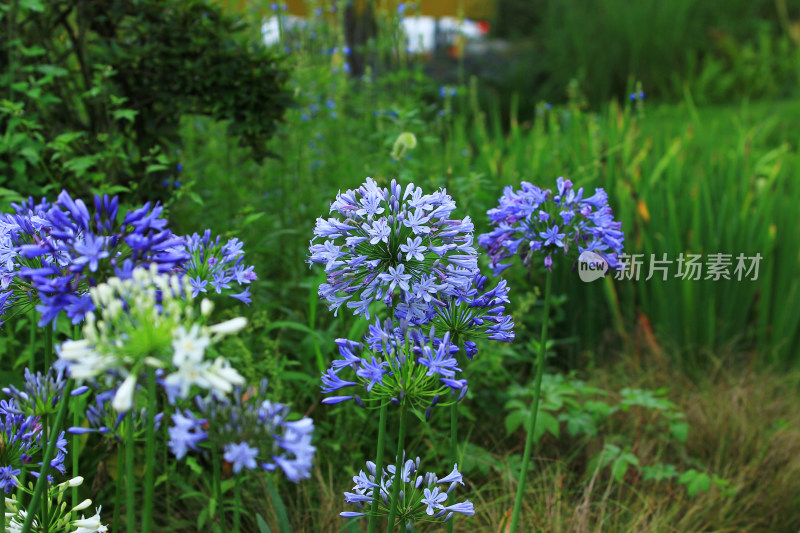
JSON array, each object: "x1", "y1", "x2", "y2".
[
  {"x1": 126, "y1": 411, "x2": 136, "y2": 533},
  {"x1": 386, "y1": 401, "x2": 408, "y2": 532},
  {"x1": 21, "y1": 380, "x2": 73, "y2": 533},
  {"x1": 367, "y1": 401, "x2": 388, "y2": 533},
  {"x1": 508, "y1": 273, "x2": 552, "y2": 533},
  {"x1": 143, "y1": 368, "x2": 157, "y2": 533}
]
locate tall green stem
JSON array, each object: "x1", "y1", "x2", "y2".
[
  {"x1": 367, "y1": 401, "x2": 388, "y2": 533},
  {"x1": 40, "y1": 413, "x2": 49, "y2": 533},
  {"x1": 44, "y1": 326, "x2": 52, "y2": 374},
  {"x1": 508, "y1": 273, "x2": 552, "y2": 533},
  {"x1": 125, "y1": 411, "x2": 135, "y2": 533},
  {"x1": 72, "y1": 402, "x2": 79, "y2": 510},
  {"x1": 233, "y1": 477, "x2": 241, "y2": 533},
  {"x1": 143, "y1": 368, "x2": 157, "y2": 533},
  {"x1": 72, "y1": 326, "x2": 80, "y2": 510},
  {"x1": 21, "y1": 380, "x2": 73, "y2": 533},
  {"x1": 386, "y1": 401, "x2": 408, "y2": 532},
  {"x1": 446, "y1": 402, "x2": 458, "y2": 533},
  {"x1": 114, "y1": 444, "x2": 123, "y2": 529},
  {"x1": 212, "y1": 448, "x2": 223, "y2": 524}
]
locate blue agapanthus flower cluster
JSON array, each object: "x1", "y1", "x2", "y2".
[
  {"x1": 2, "y1": 191, "x2": 187, "y2": 326},
  {"x1": 479, "y1": 177, "x2": 625, "y2": 273},
  {"x1": 177, "y1": 229, "x2": 257, "y2": 305},
  {"x1": 321, "y1": 321, "x2": 467, "y2": 418},
  {"x1": 404, "y1": 273, "x2": 515, "y2": 359},
  {"x1": 2, "y1": 367, "x2": 71, "y2": 418},
  {"x1": 0, "y1": 399, "x2": 69, "y2": 492},
  {"x1": 309, "y1": 178, "x2": 478, "y2": 318},
  {"x1": 67, "y1": 388, "x2": 163, "y2": 444},
  {"x1": 341, "y1": 455, "x2": 474, "y2": 524},
  {"x1": 170, "y1": 381, "x2": 316, "y2": 483}
]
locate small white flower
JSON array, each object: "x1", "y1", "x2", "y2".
[
  {"x1": 172, "y1": 324, "x2": 210, "y2": 366},
  {"x1": 203, "y1": 358, "x2": 246, "y2": 394},
  {"x1": 72, "y1": 506, "x2": 107, "y2": 533}
]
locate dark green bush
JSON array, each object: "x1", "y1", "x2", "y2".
[{"x1": 0, "y1": 0, "x2": 291, "y2": 201}]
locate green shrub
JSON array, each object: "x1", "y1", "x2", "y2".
[{"x1": 0, "y1": 0, "x2": 291, "y2": 201}]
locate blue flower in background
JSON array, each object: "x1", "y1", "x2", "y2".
[
  {"x1": 168, "y1": 410, "x2": 207, "y2": 460},
  {"x1": 224, "y1": 442, "x2": 259, "y2": 473},
  {"x1": 479, "y1": 177, "x2": 625, "y2": 273},
  {"x1": 176, "y1": 229, "x2": 257, "y2": 304},
  {"x1": 188, "y1": 380, "x2": 315, "y2": 482}
]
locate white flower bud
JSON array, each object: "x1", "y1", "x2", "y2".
[
  {"x1": 111, "y1": 375, "x2": 137, "y2": 412},
  {"x1": 72, "y1": 498, "x2": 93, "y2": 511},
  {"x1": 208, "y1": 317, "x2": 246, "y2": 335},
  {"x1": 201, "y1": 299, "x2": 213, "y2": 316}
]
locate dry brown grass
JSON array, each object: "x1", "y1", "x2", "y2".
[{"x1": 288, "y1": 359, "x2": 800, "y2": 533}]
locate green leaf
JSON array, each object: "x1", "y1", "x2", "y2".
[
  {"x1": 265, "y1": 477, "x2": 291, "y2": 533},
  {"x1": 52, "y1": 132, "x2": 85, "y2": 145},
  {"x1": 198, "y1": 508, "x2": 208, "y2": 530},
  {"x1": 185, "y1": 456, "x2": 204, "y2": 475},
  {"x1": 256, "y1": 514, "x2": 273, "y2": 533},
  {"x1": 533, "y1": 410, "x2": 559, "y2": 442},
  {"x1": 505, "y1": 409, "x2": 526, "y2": 435},
  {"x1": 670, "y1": 422, "x2": 689, "y2": 443},
  {"x1": 241, "y1": 212, "x2": 265, "y2": 226},
  {"x1": 145, "y1": 164, "x2": 168, "y2": 173},
  {"x1": 678, "y1": 469, "x2": 711, "y2": 497},
  {"x1": 113, "y1": 109, "x2": 138, "y2": 122},
  {"x1": 641, "y1": 463, "x2": 678, "y2": 481},
  {"x1": 20, "y1": 0, "x2": 44, "y2": 12},
  {"x1": 35, "y1": 65, "x2": 68, "y2": 77},
  {"x1": 611, "y1": 459, "x2": 629, "y2": 482}
]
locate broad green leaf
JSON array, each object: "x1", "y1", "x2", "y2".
[
  {"x1": 670, "y1": 422, "x2": 689, "y2": 443},
  {"x1": 256, "y1": 514, "x2": 273, "y2": 533},
  {"x1": 504, "y1": 409, "x2": 526, "y2": 435}
]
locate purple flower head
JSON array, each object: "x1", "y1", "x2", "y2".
[
  {"x1": 168, "y1": 410, "x2": 208, "y2": 459},
  {"x1": 192, "y1": 381, "x2": 315, "y2": 482},
  {"x1": 309, "y1": 178, "x2": 478, "y2": 318},
  {"x1": 2, "y1": 366, "x2": 68, "y2": 417},
  {"x1": 2, "y1": 191, "x2": 188, "y2": 326},
  {"x1": 405, "y1": 273, "x2": 515, "y2": 359},
  {"x1": 177, "y1": 230, "x2": 257, "y2": 304},
  {"x1": 341, "y1": 454, "x2": 474, "y2": 526},
  {"x1": 224, "y1": 442, "x2": 259, "y2": 473},
  {"x1": 320, "y1": 321, "x2": 467, "y2": 411},
  {"x1": 0, "y1": 399, "x2": 56, "y2": 489},
  {"x1": 479, "y1": 178, "x2": 624, "y2": 273}
]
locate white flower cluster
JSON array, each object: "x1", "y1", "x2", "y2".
[
  {"x1": 58, "y1": 267, "x2": 246, "y2": 412},
  {"x1": 5, "y1": 477, "x2": 108, "y2": 532}
]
